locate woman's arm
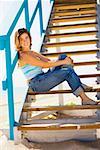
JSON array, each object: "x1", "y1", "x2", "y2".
[
  {"x1": 31, "y1": 51, "x2": 50, "y2": 62},
  {"x1": 20, "y1": 52, "x2": 73, "y2": 68}
]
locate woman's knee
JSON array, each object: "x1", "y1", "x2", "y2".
[{"x1": 58, "y1": 54, "x2": 67, "y2": 60}]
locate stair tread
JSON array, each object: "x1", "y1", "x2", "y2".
[
  {"x1": 27, "y1": 87, "x2": 100, "y2": 95},
  {"x1": 46, "y1": 30, "x2": 97, "y2": 39},
  {"x1": 54, "y1": 3, "x2": 96, "y2": 10},
  {"x1": 51, "y1": 16, "x2": 96, "y2": 23},
  {"x1": 43, "y1": 39, "x2": 98, "y2": 48},
  {"x1": 23, "y1": 104, "x2": 100, "y2": 112},
  {"x1": 52, "y1": 14, "x2": 96, "y2": 20},
  {"x1": 22, "y1": 117, "x2": 100, "y2": 125},
  {"x1": 52, "y1": 14, "x2": 96, "y2": 21},
  {"x1": 42, "y1": 49, "x2": 99, "y2": 56},
  {"x1": 54, "y1": 0, "x2": 96, "y2": 5},
  {"x1": 18, "y1": 122, "x2": 100, "y2": 131},
  {"x1": 52, "y1": 9, "x2": 96, "y2": 17},
  {"x1": 79, "y1": 73, "x2": 100, "y2": 78},
  {"x1": 49, "y1": 22, "x2": 97, "y2": 30}
]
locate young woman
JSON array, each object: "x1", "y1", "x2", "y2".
[{"x1": 14, "y1": 28, "x2": 99, "y2": 105}]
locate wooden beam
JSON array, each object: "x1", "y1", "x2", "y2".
[
  {"x1": 54, "y1": 0, "x2": 96, "y2": 5},
  {"x1": 46, "y1": 30, "x2": 97, "y2": 39},
  {"x1": 23, "y1": 105, "x2": 100, "y2": 112},
  {"x1": 52, "y1": 9, "x2": 96, "y2": 17},
  {"x1": 27, "y1": 88, "x2": 100, "y2": 96},
  {"x1": 43, "y1": 39, "x2": 98, "y2": 48},
  {"x1": 18, "y1": 123, "x2": 100, "y2": 131},
  {"x1": 79, "y1": 73, "x2": 100, "y2": 78},
  {"x1": 54, "y1": 3, "x2": 96, "y2": 11},
  {"x1": 49, "y1": 23, "x2": 97, "y2": 31},
  {"x1": 74, "y1": 61, "x2": 99, "y2": 66},
  {"x1": 22, "y1": 117, "x2": 100, "y2": 125},
  {"x1": 42, "y1": 49, "x2": 99, "y2": 57},
  {"x1": 51, "y1": 16, "x2": 96, "y2": 23}
]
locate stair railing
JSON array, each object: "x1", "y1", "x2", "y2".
[{"x1": 0, "y1": 0, "x2": 54, "y2": 140}]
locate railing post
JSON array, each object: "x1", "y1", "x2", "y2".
[
  {"x1": 50, "y1": 0, "x2": 54, "y2": 3},
  {"x1": 5, "y1": 36, "x2": 15, "y2": 140},
  {"x1": 24, "y1": 0, "x2": 30, "y2": 31},
  {"x1": 38, "y1": 0, "x2": 44, "y2": 36},
  {"x1": 0, "y1": 35, "x2": 6, "y2": 50}
]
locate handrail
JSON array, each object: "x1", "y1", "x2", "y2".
[{"x1": 0, "y1": 0, "x2": 54, "y2": 140}]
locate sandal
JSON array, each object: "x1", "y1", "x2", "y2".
[
  {"x1": 82, "y1": 100, "x2": 100, "y2": 105},
  {"x1": 81, "y1": 84, "x2": 93, "y2": 90}
]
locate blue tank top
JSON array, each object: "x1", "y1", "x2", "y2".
[{"x1": 20, "y1": 64, "x2": 43, "y2": 80}]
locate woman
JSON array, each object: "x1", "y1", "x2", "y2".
[{"x1": 15, "y1": 28, "x2": 99, "y2": 105}]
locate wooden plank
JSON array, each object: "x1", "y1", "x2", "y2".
[
  {"x1": 27, "y1": 88, "x2": 100, "y2": 95},
  {"x1": 51, "y1": 16, "x2": 96, "y2": 23},
  {"x1": 79, "y1": 73, "x2": 100, "y2": 78},
  {"x1": 46, "y1": 31, "x2": 97, "y2": 39},
  {"x1": 43, "y1": 39, "x2": 98, "y2": 48},
  {"x1": 42, "y1": 49, "x2": 99, "y2": 57},
  {"x1": 22, "y1": 117, "x2": 100, "y2": 125},
  {"x1": 18, "y1": 123, "x2": 100, "y2": 131},
  {"x1": 49, "y1": 23, "x2": 97, "y2": 31},
  {"x1": 22, "y1": 105, "x2": 100, "y2": 112},
  {"x1": 52, "y1": 9, "x2": 96, "y2": 17},
  {"x1": 54, "y1": 3, "x2": 96, "y2": 11},
  {"x1": 74, "y1": 61, "x2": 99, "y2": 66},
  {"x1": 55, "y1": 0, "x2": 96, "y2": 5}
]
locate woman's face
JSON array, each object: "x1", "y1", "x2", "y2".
[{"x1": 19, "y1": 33, "x2": 31, "y2": 51}]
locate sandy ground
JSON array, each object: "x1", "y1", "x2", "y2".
[{"x1": 0, "y1": 130, "x2": 100, "y2": 150}]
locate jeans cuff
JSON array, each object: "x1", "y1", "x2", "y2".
[{"x1": 73, "y1": 86, "x2": 84, "y2": 97}]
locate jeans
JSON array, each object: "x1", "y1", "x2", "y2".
[{"x1": 29, "y1": 54, "x2": 84, "y2": 97}]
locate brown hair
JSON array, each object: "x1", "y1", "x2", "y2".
[{"x1": 14, "y1": 28, "x2": 32, "y2": 51}]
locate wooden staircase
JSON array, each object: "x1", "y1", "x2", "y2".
[{"x1": 16, "y1": 0, "x2": 100, "y2": 143}]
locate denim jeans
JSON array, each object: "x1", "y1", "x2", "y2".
[{"x1": 29, "y1": 54, "x2": 84, "y2": 97}]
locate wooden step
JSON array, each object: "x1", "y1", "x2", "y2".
[
  {"x1": 74, "y1": 61, "x2": 99, "y2": 66},
  {"x1": 23, "y1": 105, "x2": 100, "y2": 112},
  {"x1": 46, "y1": 30, "x2": 97, "y2": 39},
  {"x1": 42, "y1": 49, "x2": 99, "y2": 57},
  {"x1": 18, "y1": 122, "x2": 100, "y2": 131},
  {"x1": 52, "y1": 13, "x2": 96, "y2": 20},
  {"x1": 52, "y1": 9, "x2": 96, "y2": 17},
  {"x1": 28, "y1": 88, "x2": 100, "y2": 95},
  {"x1": 80, "y1": 73, "x2": 100, "y2": 78},
  {"x1": 43, "y1": 39, "x2": 98, "y2": 48},
  {"x1": 49, "y1": 22, "x2": 97, "y2": 31},
  {"x1": 51, "y1": 16, "x2": 96, "y2": 23},
  {"x1": 22, "y1": 117, "x2": 100, "y2": 125},
  {"x1": 54, "y1": 3, "x2": 96, "y2": 11},
  {"x1": 54, "y1": 0, "x2": 96, "y2": 5}
]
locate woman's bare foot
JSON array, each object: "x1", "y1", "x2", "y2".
[{"x1": 79, "y1": 91, "x2": 99, "y2": 105}]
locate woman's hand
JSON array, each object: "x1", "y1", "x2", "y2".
[{"x1": 63, "y1": 57, "x2": 74, "y2": 66}]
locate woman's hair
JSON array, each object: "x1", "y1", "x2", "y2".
[{"x1": 14, "y1": 28, "x2": 32, "y2": 51}]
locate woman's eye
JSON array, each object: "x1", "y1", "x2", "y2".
[{"x1": 26, "y1": 36, "x2": 29, "y2": 40}]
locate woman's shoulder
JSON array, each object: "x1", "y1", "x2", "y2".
[
  {"x1": 18, "y1": 51, "x2": 33, "y2": 67},
  {"x1": 19, "y1": 51, "x2": 33, "y2": 56},
  {"x1": 18, "y1": 51, "x2": 27, "y2": 67}
]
